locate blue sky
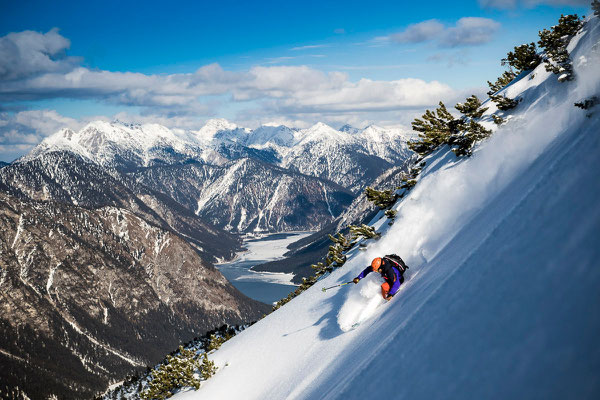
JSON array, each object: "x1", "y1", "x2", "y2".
[{"x1": 0, "y1": 0, "x2": 591, "y2": 161}]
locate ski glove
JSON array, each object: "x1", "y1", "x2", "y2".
[{"x1": 353, "y1": 278, "x2": 360, "y2": 284}]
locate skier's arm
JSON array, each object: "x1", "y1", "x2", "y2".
[{"x1": 355, "y1": 266, "x2": 372, "y2": 281}]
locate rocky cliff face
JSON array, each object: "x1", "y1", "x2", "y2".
[
  {"x1": 0, "y1": 192, "x2": 269, "y2": 399},
  {"x1": 132, "y1": 158, "x2": 354, "y2": 233},
  {"x1": 0, "y1": 151, "x2": 242, "y2": 262}
]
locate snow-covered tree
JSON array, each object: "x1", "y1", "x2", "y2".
[
  {"x1": 502, "y1": 42, "x2": 541, "y2": 73},
  {"x1": 365, "y1": 187, "x2": 398, "y2": 210},
  {"x1": 538, "y1": 14, "x2": 583, "y2": 81},
  {"x1": 408, "y1": 101, "x2": 460, "y2": 155},
  {"x1": 450, "y1": 121, "x2": 493, "y2": 157},
  {"x1": 141, "y1": 346, "x2": 206, "y2": 400},
  {"x1": 350, "y1": 224, "x2": 381, "y2": 240},
  {"x1": 492, "y1": 114, "x2": 505, "y2": 125},
  {"x1": 487, "y1": 71, "x2": 517, "y2": 96},
  {"x1": 574, "y1": 96, "x2": 599, "y2": 110},
  {"x1": 455, "y1": 95, "x2": 489, "y2": 119},
  {"x1": 490, "y1": 94, "x2": 520, "y2": 111}
]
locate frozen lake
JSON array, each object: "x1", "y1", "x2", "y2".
[{"x1": 217, "y1": 232, "x2": 313, "y2": 305}]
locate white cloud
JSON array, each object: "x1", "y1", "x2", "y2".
[
  {"x1": 0, "y1": 29, "x2": 463, "y2": 160},
  {"x1": 441, "y1": 17, "x2": 502, "y2": 47},
  {"x1": 290, "y1": 44, "x2": 329, "y2": 51},
  {"x1": 389, "y1": 17, "x2": 501, "y2": 48},
  {"x1": 0, "y1": 28, "x2": 79, "y2": 81},
  {"x1": 479, "y1": 0, "x2": 588, "y2": 9},
  {"x1": 390, "y1": 20, "x2": 445, "y2": 44}
]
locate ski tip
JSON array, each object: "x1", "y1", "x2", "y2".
[{"x1": 322, "y1": 288, "x2": 326, "y2": 292}]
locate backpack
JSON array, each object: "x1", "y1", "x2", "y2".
[{"x1": 384, "y1": 254, "x2": 409, "y2": 274}]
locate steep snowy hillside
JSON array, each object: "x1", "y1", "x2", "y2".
[{"x1": 172, "y1": 15, "x2": 600, "y2": 400}]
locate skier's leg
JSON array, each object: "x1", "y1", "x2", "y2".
[{"x1": 381, "y1": 282, "x2": 390, "y2": 299}]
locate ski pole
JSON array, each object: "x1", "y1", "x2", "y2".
[{"x1": 322, "y1": 281, "x2": 354, "y2": 292}]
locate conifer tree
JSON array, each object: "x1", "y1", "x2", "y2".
[
  {"x1": 538, "y1": 14, "x2": 583, "y2": 81},
  {"x1": 141, "y1": 346, "x2": 204, "y2": 400},
  {"x1": 455, "y1": 95, "x2": 488, "y2": 119},
  {"x1": 199, "y1": 354, "x2": 217, "y2": 380},
  {"x1": 492, "y1": 114, "x2": 505, "y2": 125},
  {"x1": 385, "y1": 209, "x2": 397, "y2": 219},
  {"x1": 574, "y1": 96, "x2": 599, "y2": 110},
  {"x1": 408, "y1": 101, "x2": 459, "y2": 155},
  {"x1": 451, "y1": 121, "x2": 493, "y2": 157},
  {"x1": 207, "y1": 334, "x2": 225, "y2": 351},
  {"x1": 490, "y1": 94, "x2": 520, "y2": 111},
  {"x1": 399, "y1": 166, "x2": 421, "y2": 190},
  {"x1": 487, "y1": 71, "x2": 516, "y2": 96},
  {"x1": 502, "y1": 43, "x2": 541, "y2": 73},
  {"x1": 349, "y1": 224, "x2": 380, "y2": 240},
  {"x1": 311, "y1": 261, "x2": 330, "y2": 276},
  {"x1": 365, "y1": 187, "x2": 398, "y2": 210}
]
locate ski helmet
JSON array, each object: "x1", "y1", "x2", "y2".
[{"x1": 371, "y1": 257, "x2": 382, "y2": 272}]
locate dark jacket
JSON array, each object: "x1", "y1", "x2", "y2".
[{"x1": 356, "y1": 257, "x2": 404, "y2": 296}]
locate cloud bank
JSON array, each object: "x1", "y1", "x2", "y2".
[
  {"x1": 478, "y1": 0, "x2": 589, "y2": 9},
  {"x1": 390, "y1": 17, "x2": 501, "y2": 47},
  {"x1": 0, "y1": 28, "x2": 462, "y2": 160}
]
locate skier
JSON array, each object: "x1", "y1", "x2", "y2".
[{"x1": 353, "y1": 256, "x2": 405, "y2": 301}]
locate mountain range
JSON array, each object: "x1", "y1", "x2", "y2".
[
  {"x1": 0, "y1": 118, "x2": 414, "y2": 398},
  {"x1": 20, "y1": 119, "x2": 414, "y2": 234}
]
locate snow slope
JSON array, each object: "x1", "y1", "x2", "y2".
[{"x1": 177, "y1": 16, "x2": 600, "y2": 400}]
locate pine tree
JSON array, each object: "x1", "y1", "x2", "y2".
[
  {"x1": 455, "y1": 95, "x2": 488, "y2": 119},
  {"x1": 502, "y1": 42, "x2": 541, "y2": 73},
  {"x1": 538, "y1": 14, "x2": 583, "y2": 81},
  {"x1": 490, "y1": 94, "x2": 520, "y2": 111},
  {"x1": 385, "y1": 209, "x2": 397, "y2": 219},
  {"x1": 451, "y1": 120, "x2": 493, "y2": 157},
  {"x1": 328, "y1": 233, "x2": 354, "y2": 252},
  {"x1": 487, "y1": 71, "x2": 516, "y2": 96},
  {"x1": 310, "y1": 261, "x2": 331, "y2": 276},
  {"x1": 141, "y1": 346, "x2": 205, "y2": 400},
  {"x1": 398, "y1": 166, "x2": 421, "y2": 190},
  {"x1": 364, "y1": 187, "x2": 398, "y2": 210},
  {"x1": 492, "y1": 114, "x2": 505, "y2": 125},
  {"x1": 349, "y1": 224, "x2": 380, "y2": 240},
  {"x1": 200, "y1": 354, "x2": 217, "y2": 380},
  {"x1": 408, "y1": 101, "x2": 459, "y2": 155},
  {"x1": 207, "y1": 334, "x2": 225, "y2": 351},
  {"x1": 574, "y1": 96, "x2": 599, "y2": 110}
]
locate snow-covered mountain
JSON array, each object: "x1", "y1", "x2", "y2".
[
  {"x1": 162, "y1": 14, "x2": 600, "y2": 400},
  {"x1": 0, "y1": 151, "x2": 242, "y2": 261},
  {"x1": 25, "y1": 118, "x2": 413, "y2": 190},
  {"x1": 20, "y1": 118, "x2": 413, "y2": 233},
  {"x1": 132, "y1": 158, "x2": 354, "y2": 233},
  {"x1": 280, "y1": 122, "x2": 412, "y2": 192}
]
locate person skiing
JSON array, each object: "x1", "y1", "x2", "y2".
[{"x1": 353, "y1": 256, "x2": 405, "y2": 301}]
